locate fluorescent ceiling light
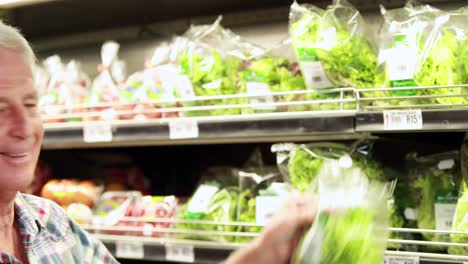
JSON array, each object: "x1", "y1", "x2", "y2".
[{"x1": 0, "y1": 0, "x2": 57, "y2": 8}]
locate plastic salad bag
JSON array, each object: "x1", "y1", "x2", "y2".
[
  {"x1": 291, "y1": 160, "x2": 388, "y2": 264},
  {"x1": 272, "y1": 141, "x2": 404, "y2": 247},
  {"x1": 89, "y1": 41, "x2": 122, "y2": 121},
  {"x1": 39, "y1": 55, "x2": 66, "y2": 123},
  {"x1": 407, "y1": 151, "x2": 462, "y2": 251},
  {"x1": 62, "y1": 60, "x2": 91, "y2": 122},
  {"x1": 380, "y1": 2, "x2": 468, "y2": 105},
  {"x1": 289, "y1": 0, "x2": 383, "y2": 91},
  {"x1": 236, "y1": 148, "x2": 290, "y2": 242},
  {"x1": 175, "y1": 167, "x2": 239, "y2": 242},
  {"x1": 449, "y1": 142, "x2": 468, "y2": 255},
  {"x1": 177, "y1": 17, "x2": 262, "y2": 116}
]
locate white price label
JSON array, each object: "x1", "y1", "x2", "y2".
[
  {"x1": 383, "y1": 110, "x2": 423, "y2": 130},
  {"x1": 165, "y1": 244, "x2": 194, "y2": 263},
  {"x1": 83, "y1": 123, "x2": 113, "y2": 142},
  {"x1": 384, "y1": 256, "x2": 419, "y2": 264},
  {"x1": 116, "y1": 241, "x2": 144, "y2": 259},
  {"x1": 169, "y1": 119, "x2": 199, "y2": 139}
]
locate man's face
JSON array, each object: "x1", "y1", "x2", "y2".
[{"x1": 0, "y1": 48, "x2": 43, "y2": 193}]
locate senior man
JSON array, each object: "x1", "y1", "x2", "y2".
[{"x1": 0, "y1": 20, "x2": 315, "y2": 264}]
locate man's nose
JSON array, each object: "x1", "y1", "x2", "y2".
[{"x1": 9, "y1": 106, "x2": 34, "y2": 139}]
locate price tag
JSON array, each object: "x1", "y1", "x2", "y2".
[
  {"x1": 169, "y1": 119, "x2": 199, "y2": 139},
  {"x1": 165, "y1": 244, "x2": 195, "y2": 263},
  {"x1": 83, "y1": 123, "x2": 113, "y2": 142},
  {"x1": 383, "y1": 110, "x2": 423, "y2": 130},
  {"x1": 384, "y1": 256, "x2": 419, "y2": 264},
  {"x1": 116, "y1": 241, "x2": 144, "y2": 259}
]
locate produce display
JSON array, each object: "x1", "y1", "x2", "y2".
[
  {"x1": 407, "y1": 151, "x2": 462, "y2": 251},
  {"x1": 40, "y1": 179, "x2": 100, "y2": 208},
  {"x1": 379, "y1": 3, "x2": 468, "y2": 104},
  {"x1": 272, "y1": 141, "x2": 405, "y2": 247},
  {"x1": 292, "y1": 160, "x2": 388, "y2": 264},
  {"x1": 449, "y1": 182, "x2": 468, "y2": 255},
  {"x1": 289, "y1": 0, "x2": 384, "y2": 90}
]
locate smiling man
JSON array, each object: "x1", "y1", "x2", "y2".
[{"x1": 0, "y1": 20, "x2": 118, "y2": 264}]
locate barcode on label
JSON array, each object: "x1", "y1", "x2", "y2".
[
  {"x1": 384, "y1": 256, "x2": 419, "y2": 264},
  {"x1": 165, "y1": 244, "x2": 194, "y2": 263},
  {"x1": 313, "y1": 76, "x2": 323, "y2": 82},
  {"x1": 83, "y1": 123, "x2": 113, "y2": 142},
  {"x1": 116, "y1": 241, "x2": 144, "y2": 259},
  {"x1": 300, "y1": 61, "x2": 333, "y2": 89},
  {"x1": 383, "y1": 110, "x2": 423, "y2": 130}
]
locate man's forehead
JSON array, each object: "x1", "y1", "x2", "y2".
[{"x1": 0, "y1": 48, "x2": 32, "y2": 72}]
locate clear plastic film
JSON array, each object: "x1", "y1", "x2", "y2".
[
  {"x1": 449, "y1": 143, "x2": 468, "y2": 255},
  {"x1": 379, "y1": 1, "x2": 468, "y2": 105},
  {"x1": 289, "y1": 0, "x2": 383, "y2": 90},
  {"x1": 236, "y1": 148, "x2": 288, "y2": 242},
  {"x1": 406, "y1": 150, "x2": 462, "y2": 251},
  {"x1": 291, "y1": 160, "x2": 388, "y2": 264},
  {"x1": 176, "y1": 17, "x2": 262, "y2": 116},
  {"x1": 89, "y1": 41, "x2": 121, "y2": 121},
  {"x1": 175, "y1": 166, "x2": 239, "y2": 242}
]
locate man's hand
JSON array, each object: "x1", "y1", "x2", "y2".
[{"x1": 225, "y1": 195, "x2": 317, "y2": 264}]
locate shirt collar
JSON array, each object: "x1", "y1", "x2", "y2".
[{"x1": 14, "y1": 192, "x2": 44, "y2": 237}]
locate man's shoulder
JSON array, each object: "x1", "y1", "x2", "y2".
[{"x1": 17, "y1": 193, "x2": 68, "y2": 223}]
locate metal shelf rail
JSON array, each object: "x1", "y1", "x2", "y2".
[{"x1": 80, "y1": 217, "x2": 468, "y2": 263}]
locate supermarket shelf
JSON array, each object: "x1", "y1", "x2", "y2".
[
  {"x1": 83, "y1": 219, "x2": 468, "y2": 264},
  {"x1": 42, "y1": 111, "x2": 358, "y2": 149}
]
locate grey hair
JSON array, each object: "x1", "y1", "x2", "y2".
[{"x1": 0, "y1": 20, "x2": 35, "y2": 70}]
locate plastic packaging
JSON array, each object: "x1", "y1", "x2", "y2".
[
  {"x1": 406, "y1": 151, "x2": 462, "y2": 250},
  {"x1": 137, "y1": 195, "x2": 178, "y2": 237},
  {"x1": 177, "y1": 17, "x2": 262, "y2": 116},
  {"x1": 40, "y1": 179, "x2": 101, "y2": 208},
  {"x1": 380, "y1": 2, "x2": 468, "y2": 104},
  {"x1": 93, "y1": 191, "x2": 142, "y2": 235},
  {"x1": 289, "y1": 0, "x2": 383, "y2": 90},
  {"x1": 175, "y1": 167, "x2": 239, "y2": 242},
  {"x1": 89, "y1": 41, "x2": 122, "y2": 121},
  {"x1": 291, "y1": 160, "x2": 388, "y2": 264}
]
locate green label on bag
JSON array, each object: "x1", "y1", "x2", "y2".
[
  {"x1": 389, "y1": 79, "x2": 417, "y2": 96},
  {"x1": 297, "y1": 48, "x2": 319, "y2": 62}
]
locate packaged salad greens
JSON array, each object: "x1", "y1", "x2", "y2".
[
  {"x1": 291, "y1": 160, "x2": 388, "y2": 264},
  {"x1": 407, "y1": 151, "x2": 462, "y2": 251},
  {"x1": 175, "y1": 167, "x2": 239, "y2": 242},
  {"x1": 449, "y1": 142, "x2": 468, "y2": 255},
  {"x1": 289, "y1": 0, "x2": 383, "y2": 90},
  {"x1": 272, "y1": 141, "x2": 404, "y2": 248},
  {"x1": 380, "y1": 2, "x2": 468, "y2": 105}
]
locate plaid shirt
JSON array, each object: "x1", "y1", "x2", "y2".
[{"x1": 0, "y1": 193, "x2": 119, "y2": 264}]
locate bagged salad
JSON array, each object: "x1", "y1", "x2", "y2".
[
  {"x1": 406, "y1": 151, "x2": 462, "y2": 251},
  {"x1": 175, "y1": 166, "x2": 239, "y2": 242},
  {"x1": 289, "y1": 0, "x2": 383, "y2": 90},
  {"x1": 291, "y1": 160, "x2": 388, "y2": 264},
  {"x1": 236, "y1": 149, "x2": 290, "y2": 242},
  {"x1": 272, "y1": 141, "x2": 404, "y2": 248},
  {"x1": 176, "y1": 17, "x2": 262, "y2": 116},
  {"x1": 448, "y1": 142, "x2": 468, "y2": 255},
  {"x1": 380, "y1": 2, "x2": 468, "y2": 104}
]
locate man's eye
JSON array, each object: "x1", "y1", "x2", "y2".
[{"x1": 25, "y1": 103, "x2": 37, "y2": 108}]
